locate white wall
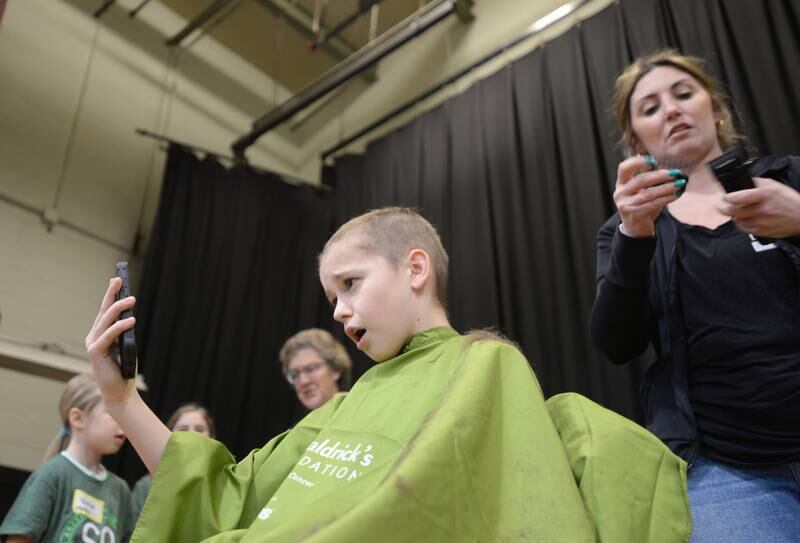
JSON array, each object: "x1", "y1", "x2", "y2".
[
  {"x1": 0, "y1": 368, "x2": 66, "y2": 471},
  {"x1": 0, "y1": 0, "x2": 302, "y2": 471}
]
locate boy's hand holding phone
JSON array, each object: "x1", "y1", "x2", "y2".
[
  {"x1": 85, "y1": 276, "x2": 138, "y2": 407},
  {"x1": 85, "y1": 264, "x2": 172, "y2": 475}
]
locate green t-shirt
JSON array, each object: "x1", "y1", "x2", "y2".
[
  {"x1": 0, "y1": 452, "x2": 134, "y2": 543},
  {"x1": 129, "y1": 475, "x2": 151, "y2": 521}
]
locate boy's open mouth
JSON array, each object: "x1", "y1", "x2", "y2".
[{"x1": 345, "y1": 325, "x2": 367, "y2": 347}]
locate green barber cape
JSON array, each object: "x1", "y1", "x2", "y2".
[
  {"x1": 546, "y1": 393, "x2": 691, "y2": 543},
  {"x1": 133, "y1": 328, "x2": 690, "y2": 542},
  {"x1": 134, "y1": 327, "x2": 594, "y2": 542}
]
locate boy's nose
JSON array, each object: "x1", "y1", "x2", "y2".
[{"x1": 333, "y1": 300, "x2": 351, "y2": 323}]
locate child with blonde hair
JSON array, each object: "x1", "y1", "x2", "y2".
[
  {"x1": 0, "y1": 374, "x2": 134, "y2": 542},
  {"x1": 85, "y1": 207, "x2": 689, "y2": 542}
]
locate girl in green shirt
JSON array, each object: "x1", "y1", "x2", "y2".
[{"x1": 1, "y1": 374, "x2": 134, "y2": 543}]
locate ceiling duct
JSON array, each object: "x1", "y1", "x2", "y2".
[
  {"x1": 166, "y1": 0, "x2": 236, "y2": 47},
  {"x1": 307, "y1": 0, "x2": 384, "y2": 51},
  {"x1": 254, "y1": 0, "x2": 362, "y2": 65},
  {"x1": 231, "y1": 0, "x2": 472, "y2": 159}
]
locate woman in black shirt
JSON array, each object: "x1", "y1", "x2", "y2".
[{"x1": 590, "y1": 50, "x2": 800, "y2": 542}]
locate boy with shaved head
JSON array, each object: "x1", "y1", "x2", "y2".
[{"x1": 86, "y1": 207, "x2": 689, "y2": 542}]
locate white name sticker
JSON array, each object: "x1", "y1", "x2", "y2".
[{"x1": 72, "y1": 489, "x2": 105, "y2": 524}]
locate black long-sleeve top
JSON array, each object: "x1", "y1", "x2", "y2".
[{"x1": 590, "y1": 155, "x2": 800, "y2": 464}]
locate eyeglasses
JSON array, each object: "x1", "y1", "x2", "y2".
[{"x1": 285, "y1": 361, "x2": 326, "y2": 385}]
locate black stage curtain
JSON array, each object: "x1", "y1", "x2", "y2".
[{"x1": 326, "y1": 0, "x2": 800, "y2": 421}]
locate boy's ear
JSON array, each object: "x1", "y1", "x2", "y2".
[{"x1": 407, "y1": 248, "x2": 432, "y2": 292}]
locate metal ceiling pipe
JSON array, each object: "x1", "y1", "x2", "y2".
[
  {"x1": 254, "y1": 0, "x2": 361, "y2": 65},
  {"x1": 166, "y1": 0, "x2": 235, "y2": 47},
  {"x1": 93, "y1": 0, "x2": 117, "y2": 18},
  {"x1": 308, "y1": 0, "x2": 383, "y2": 51},
  {"x1": 134, "y1": 128, "x2": 319, "y2": 188},
  {"x1": 232, "y1": 0, "x2": 461, "y2": 159},
  {"x1": 128, "y1": 0, "x2": 154, "y2": 18}
]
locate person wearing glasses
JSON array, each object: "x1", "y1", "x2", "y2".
[{"x1": 279, "y1": 328, "x2": 352, "y2": 411}]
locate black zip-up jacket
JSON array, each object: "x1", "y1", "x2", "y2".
[{"x1": 590, "y1": 155, "x2": 800, "y2": 465}]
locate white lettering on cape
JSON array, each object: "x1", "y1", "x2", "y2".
[
  {"x1": 288, "y1": 472, "x2": 315, "y2": 487},
  {"x1": 299, "y1": 440, "x2": 377, "y2": 483},
  {"x1": 304, "y1": 441, "x2": 374, "y2": 466}
]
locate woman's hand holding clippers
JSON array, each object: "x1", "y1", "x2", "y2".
[{"x1": 614, "y1": 155, "x2": 687, "y2": 238}]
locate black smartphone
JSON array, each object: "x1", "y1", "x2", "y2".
[
  {"x1": 709, "y1": 147, "x2": 756, "y2": 192},
  {"x1": 115, "y1": 261, "x2": 138, "y2": 379}
]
